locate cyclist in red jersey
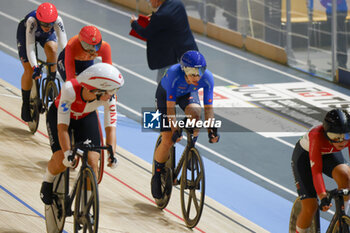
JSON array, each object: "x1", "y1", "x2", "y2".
[
  {"x1": 292, "y1": 108, "x2": 350, "y2": 233},
  {"x1": 57, "y1": 25, "x2": 112, "y2": 82}
]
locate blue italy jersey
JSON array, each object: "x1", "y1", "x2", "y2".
[{"x1": 160, "y1": 64, "x2": 214, "y2": 105}]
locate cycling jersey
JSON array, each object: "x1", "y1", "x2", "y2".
[
  {"x1": 160, "y1": 64, "x2": 214, "y2": 105},
  {"x1": 299, "y1": 124, "x2": 350, "y2": 195},
  {"x1": 55, "y1": 78, "x2": 117, "y2": 127},
  {"x1": 63, "y1": 35, "x2": 112, "y2": 81},
  {"x1": 18, "y1": 10, "x2": 67, "y2": 67}
]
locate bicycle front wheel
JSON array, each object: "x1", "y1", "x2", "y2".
[
  {"x1": 74, "y1": 166, "x2": 99, "y2": 233},
  {"x1": 44, "y1": 80, "x2": 59, "y2": 112},
  {"x1": 330, "y1": 215, "x2": 350, "y2": 233},
  {"x1": 28, "y1": 80, "x2": 40, "y2": 134},
  {"x1": 180, "y1": 147, "x2": 205, "y2": 228},
  {"x1": 45, "y1": 172, "x2": 66, "y2": 233}
]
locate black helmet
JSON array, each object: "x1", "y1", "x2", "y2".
[{"x1": 323, "y1": 108, "x2": 350, "y2": 142}]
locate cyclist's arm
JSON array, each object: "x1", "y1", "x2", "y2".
[
  {"x1": 167, "y1": 100, "x2": 177, "y2": 133},
  {"x1": 105, "y1": 126, "x2": 116, "y2": 153},
  {"x1": 25, "y1": 17, "x2": 38, "y2": 68},
  {"x1": 53, "y1": 16, "x2": 67, "y2": 49},
  {"x1": 64, "y1": 41, "x2": 77, "y2": 81},
  {"x1": 57, "y1": 81, "x2": 75, "y2": 152},
  {"x1": 57, "y1": 123, "x2": 70, "y2": 153},
  {"x1": 99, "y1": 42, "x2": 112, "y2": 65},
  {"x1": 309, "y1": 132, "x2": 327, "y2": 199},
  {"x1": 103, "y1": 95, "x2": 117, "y2": 153}
]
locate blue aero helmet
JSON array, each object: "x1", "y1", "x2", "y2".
[{"x1": 180, "y1": 50, "x2": 207, "y2": 77}]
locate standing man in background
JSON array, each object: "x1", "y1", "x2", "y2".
[{"x1": 130, "y1": 0, "x2": 198, "y2": 83}]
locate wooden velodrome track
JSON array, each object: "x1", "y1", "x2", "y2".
[{"x1": 0, "y1": 78, "x2": 268, "y2": 232}]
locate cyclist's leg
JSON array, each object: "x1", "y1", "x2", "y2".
[
  {"x1": 296, "y1": 198, "x2": 318, "y2": 231},
  {"x1": 43, "y1": 35, "x2": 58, "y2": 74},
  {"x1": 154, "y1": 83, "x2": 174, "y2": 163},
  {"x1": 20, "y1": 62, "x2": 34, "y2": 121},
  {"x1": 178, "y1": 92, "x2": 201, "y2": 136},
  {"x1": 41, "y1": 104, "x2": 67, "y2": 204},
  {"x1": 17, "y1": 22, "x2": 34, "y2": 121},
  {"x1": 73, "y1": 110, "x2": 101, "y2": 176},
  {"x1": 292, "y1": 141, "x2": 318, "y2": 231}
]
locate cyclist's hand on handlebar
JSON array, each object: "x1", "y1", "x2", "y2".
[
  {"x1": 172, "y1": 129, "x2": 183, "y2": 143},
  {"x1": 32, "y1": 65, "x2": 42, "y2": 80},
  {"x1": 319, "y1": 196, "x2": 332, "y2": 211},
  {"x1": 63, "y1": 150, "x2": 75, "y2": 168},
  {"x1": 107, "y1": 156, "x2": 118, "y2": 169},
  {"x1": 208, "y1": 128, "x2": 220, "y2": 143},
  {"x1": 107, "y1": 144, "x2": 117, "y2": 169}
]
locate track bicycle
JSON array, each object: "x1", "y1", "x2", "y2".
[
  {"x1": 28, "y1": 46, "x2": 61, "y2": 134},
  {"x1": 45, "y1": 142, "x2": 115, "y2": 233},
  {"x1": 289, "y1": 188, "x2": 350, "y2": 233},
  {"x1": 152, "y1": 126, "x2": 205, "y2": 228}
]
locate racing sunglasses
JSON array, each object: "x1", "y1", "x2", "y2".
[
  {"x1": 92, "y1": 88, "x2": 120, "y2": 96},
  {"x1": 183, "y1": 67, "x2": 205, "y2": 77},
  {"x1": 39, "y1": 21, "x2": 54, "y2": 28},
  {"x1": 80, "y1": 40, "x2": 102, "y2": 52},
  {"x1": 326, "y1": 132, "x2": 350, "y2": 143}
]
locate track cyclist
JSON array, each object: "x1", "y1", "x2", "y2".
[
  {"x1": 57, "y1": 25, "x2": 112, "y2": 82},
  {"x1": 16, "y1": 2, "x2": 67, "y2": 122},
  {"x1": 40, "y1": 63, "x2": 124, "y2": 205},
  {"x1": 291, "y1": 108, "x2": 350, "y2": 233},
  {"x1": 152, "y1": 50, "x2": 220, "y2": 199}
]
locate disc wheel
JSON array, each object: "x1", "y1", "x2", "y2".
[
  {"x1": 180, "y1": 147, "x2": 205, "y2": 228},
  {"x1": 152, "y1": 135, "x2": 173, "y2": 209},
  {"x1": 45, "y1": 172, "x2": 66, "y2": 233},
  {"x1": 74, "y1": 166, "x2": 99, "y2": 233}
]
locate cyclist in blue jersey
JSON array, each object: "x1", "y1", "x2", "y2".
[
  {"x1": 16, "y1": 2, "x2": 67, "y2": 122},
  {"x1": 151, "y1": 50, "x2": 220, "y2": 199}
]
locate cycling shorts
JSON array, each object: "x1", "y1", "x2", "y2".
[
  {"x1": 155, "y1": 83, "x2": 200, "y2": 132},
  {"x1": 16, "y1": 19, "x2": 57, "y2": 63},
  {"x1": 291, "y1": 140, "x2": 345, "y2": 200},
  {"x1": 57, "y1": 48, "x2": 94, "y2": 82},
  {"x1": 46, "y1": 104, "x2": 102, "y2": 153}
]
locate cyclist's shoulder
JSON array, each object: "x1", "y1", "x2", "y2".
[
  {"x1": 24, "y1": 10, "x2": 36, "y2": 21},
  {"x1": 202, "y1": 69, "x2": 213, "y2": 81},
  {"x1": 61, "y1": 79, "x2": 79, "y2": 97}
]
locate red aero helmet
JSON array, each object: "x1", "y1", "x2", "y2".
[
  {"x1": 79, "y1": 26, "x2": 102, "y2": 45},
  {"x1": 36, "y1": 2, "x2": 58, "y2": 23}
]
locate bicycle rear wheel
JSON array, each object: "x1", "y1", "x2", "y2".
[
  {"x1": 28, "y1": 80, "x2": 40, "y2": 134},
  {"x1": 180, "y1": 147, "x2": 205, "y2": 228},
  {"x1": 289, "y1": 197, "x2": 318, "y2": 233},
  {"x1": 74, "y1": 166, "x2": 99, "y2": 233},
  {"x1": 152, "y1": 135, "x2": 173, "y2": 209},
  {"x1": 43, "y1": 80, "x2": 59, "y2": 112},
  {"x1": 45, "y1": 172, "x2": 66, "y2": 233}
]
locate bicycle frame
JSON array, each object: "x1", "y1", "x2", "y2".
[
  {"x1": 171, "y1": 128, "x2": 197, "y2": 185},
  {"x1": 325, "y1": 189, "x2": 350, "y2": 232}
]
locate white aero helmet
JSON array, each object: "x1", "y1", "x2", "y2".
[{"x1": 76, "y1": 63, "x2": 124, "y2": 92}]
